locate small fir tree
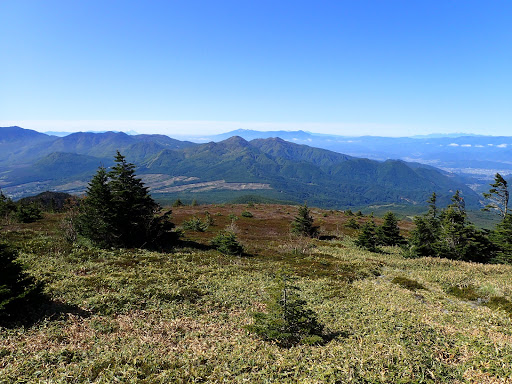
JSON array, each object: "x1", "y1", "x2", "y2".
[
  {"x1": 173, "y1": 199, "x2": 184, "y2": 207},
  {"x1": 355, "y1": 220, "x2": 378, "y2": 252},
  {"x1": 246, "y1": 271, "x2": 324, "y2": 347},
  {"x1": 211, "y1": 231, "x2": 244, "y2": 256},
  {"x1": 408, "y1": 216, "x2": 442, "y2": 257},
  {"x1": 15, "y1": 203, "x2": 42, "y2": 223},
  {"x1": 344, "y1": 217, "x2": 360, "y2": 229},
  {"x1": 291, "y1": 203, "x2": 318, "y2": 237},
  {"x1": 408, "y1": 192, "x2": 442, "y2": 257},
  {"x1": 77, "y1": 166, "x2": 114, "y2": 247},
  {"x1": 376, "y1": 212, "x2": 405, "y2": 246}
]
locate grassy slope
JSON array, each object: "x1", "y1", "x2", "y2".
[{"x1": 1, "y1": 206, "x2": 512, "y2": 383}]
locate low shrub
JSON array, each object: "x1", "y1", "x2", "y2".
[
  {"x1": 246, "y1": 271, "x2": 325, "y2": 347},
  {"x1": 211, "y1": 231, "x2": 244, "y2": 256}
]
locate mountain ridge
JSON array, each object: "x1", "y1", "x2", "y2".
[{"x1": 0, "y1": 126, "x2": 486, "y2": 208}]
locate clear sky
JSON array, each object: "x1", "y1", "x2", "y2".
[{"x1": 1, "y1": 1, "x2": 511, "y2": 137}]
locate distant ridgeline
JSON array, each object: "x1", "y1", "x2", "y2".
[{"x1": 0, "y1": 126, "x2": 494, "y2": 210}]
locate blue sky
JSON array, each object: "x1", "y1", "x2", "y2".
[{"x1": 1, "y1": 1, "x2": 511, "y2": 136}]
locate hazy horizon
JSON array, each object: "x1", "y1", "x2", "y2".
[{"x1": 0, "y1": 120, "x2": 503, "y2": 139}]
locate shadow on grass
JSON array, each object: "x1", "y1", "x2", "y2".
[
  {"x1": 176, "y1": 239, "x2": 215, "y2": 251},
  {"x1": 318, "y1": 235, "x2": 339, "y2": 241},
  {"x1": 176, "y1": 239, "x2": 255, "y2": 258},
  {"x1": 322, "y1": 330, "x2": 350, "y2": 343},
  {"x1": 274, "y1": 330, "x2": 350, "y2": 349},
  {"x1": 0, "y1": 293, "x2": 90, "y2": 329}
]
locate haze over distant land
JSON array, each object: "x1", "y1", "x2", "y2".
[
  {"x1": 0, "y1": 120, "x2": 509, "y2": 139},
  {"x1": 1, "y1": 2, "x2": 511, "y2": 137}
]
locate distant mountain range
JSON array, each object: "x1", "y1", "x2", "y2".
[
  {"x1": 192, "y1": 129, "x2": 512, "y2": 177},
  {"x1": 0, "y1": 126, "x2": 494, "y2": 209}
]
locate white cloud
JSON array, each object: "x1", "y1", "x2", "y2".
[
  {"x1": 461, "y1": 144, "x2": 471, "y2": 147},
  {"x1": 497, "y1": 143, "x2": 508, "y2": 148},
  {"x1": 448, "y1": 143, "x2": 459, "y2": 147},
  {"x1": 475, "y1": 144, "x2": 484, "y2": 147}
]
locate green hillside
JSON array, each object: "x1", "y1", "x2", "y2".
[
  {"x1": 141, "y1": 137, "x2": 481, "y2": 209},
  {"x1": 0, "y1": 127, "x2": 482, "y2": 210},
  {"x1": 2, "y1": 206, "x2": 512, "y2": 382}
]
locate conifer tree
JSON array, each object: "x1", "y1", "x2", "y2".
[
  {"x1": 0, "y1": 191, "x2": 16, "y2": 221},
  {"x1": 483, "y1": 173, "x2": 509, "y2": 218},
  {"x1": 376, "y1": 211, "x2": 405, "y2": 246},
  {"x1": 246, "y1": 271, "x2": 324, "y2": 346},
  {"x1": 355, "y1": 220, "x2": 378, "y2": 251},
  {"x1": 482, "y1": 174, "x2": 511, "y2": 262},
  {"x1": 77, "y1": 166, "x2": 114, "y2": 247},
  {"x1": 491, "y1": 215, "x2": 512, "y2": 263},
  {"x1": 0, "y1": 243, "x2": 41, "y2": 317},
  {"x1": 408, "y1": 190, "x2": 492, "y2": 262},
  {"x1": 211, "y1": 231, "x2": 244, "y2": 255},
  {"x1": 77, "y1": 152, "x2": 176, "y2": 248},
  {"x1": 108, "y1": 151, "x2": 159, "y2": 247},
  {"x1": 291, "y1": 203, "x2": 318, "y2": 237},
  {"x1": 408, "y1": 192, "x2": 442, "y2": 257}
]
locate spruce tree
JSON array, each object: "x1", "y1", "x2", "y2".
[
  {"x1": 291, "y1": 203, "x2": 318, "y2": 237},
  {"x1": 77, "y1": 166, "x2": 114, "y2": 247},
  {"x1": 408, "y1": 192, "x2": 442, "y2": 257},
  {"x1": 246, "y1": 271, "x2": 324, "y2": 347},
  {"x1": 483, "y1": 173, "x2": 509, "y2": 218},
  {"x1": 408, "y1": 190, "x2": 492, "y2": 262},
  {"x1": 0, "y1": 243, "x2": 41, "y2": 318},
  {"x1": 77, "y1": 152, "x2": 176, "y2": 248},
  {"x1": 491, "y1": 215, "x2": 512, "y2": 263},
  {"x1": 108, "y1": 151, "x2": 160, "y2": 247},
  {"x1": 355, "y1": 220, "x2": 378, "y2": 252},
  {"x1": 376, "y1": 212, "x2": 405, "y2": 246},
  {"x1": 482, "y1": 174, "x2": 512, "y2": 262},
  {"x1": 211, "y1": 231, "x2": 244, "y2": 256}
]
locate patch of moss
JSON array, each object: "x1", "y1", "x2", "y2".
[
  {"x1": 485, "y1": 296, "x2": 512, "y2": 317},
  {"x1": 392, "y1": 276, "x2": 427, "y2": 291},
  {"x1": 446, "y1": 285, "x2": 480, "y2": 301}
]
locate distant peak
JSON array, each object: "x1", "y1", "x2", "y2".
[{"x1": 222, "y1": 135, "x2": 249, "y2": 145}]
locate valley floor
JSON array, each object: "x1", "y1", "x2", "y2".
[{"x1": 1, "y1": 205, "x2": 512, "y2": 383}]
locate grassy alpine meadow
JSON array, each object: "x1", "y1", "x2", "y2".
[{"x1": 2, "y1": 204, "x2": 512, "y2": 383}]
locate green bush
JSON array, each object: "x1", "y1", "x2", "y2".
[
  {"x1": 241, "y1": 211, "x2": 253, "y2": 218},
  {"x1": 172, "y1": 199, "x2": 184, "y2": 207},
  {"x1": 15, "y1": 203, "x2": 42, "y2": 223},
  {"x1": 345, "y1": 217, "x2": 360, "y2": 229},
  {"x1": 291, "y1": 203, "x2": 318, "y2": 238},
  {"x1": 211, "y1": 231, "x2": 244, "y2": 256},
  {"x1": 182, "y1": 217, "x2": 208, "y2": 232}
]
